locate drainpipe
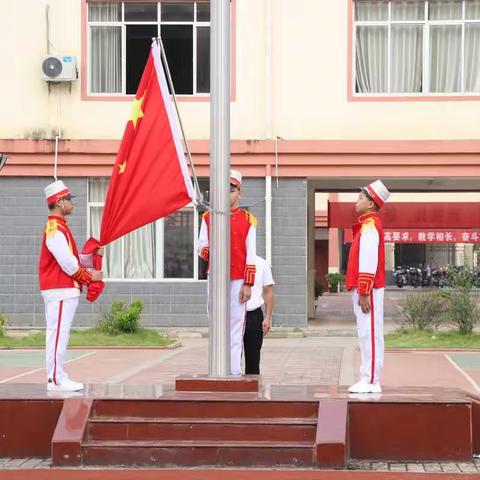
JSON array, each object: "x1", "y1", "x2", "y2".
[
  {"x1": 266, "y1": 164, "x2": 272, "y2": 264},
  {"x1": 265, "y1": 0, "x2": 273, "y2": 265}
]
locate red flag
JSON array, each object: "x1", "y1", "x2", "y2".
[
  {"x1": 100, "y1": 41, "x2": 195, "y2": 246},
  {"x1": 81, "y1": 237, "x2": 104, "y2": 302}
]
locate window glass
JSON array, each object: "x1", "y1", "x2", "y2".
[
  {"x1": 125, "y1": 3, "x2": 158, "y2": 21},
  {"x1": 164, "y1": 209, "x2": 194, "y2": 278},
  {"x1": 355, "y1": 26, "x2": 388, "y2": 93},
  {"x1": 429, "y1": 25, "x2": 462, "y2": 92},
  {"x1": 197, "y1": 26, "x2": 210, "y2": 93},
  {"x1": 429, "y1": 0, "x2": 462, "y2": 20},
  {"x1": 161, "y1": 2, "x2": 194, "y2": 21},
  {"x1": 89, "y1": 3, "x2": 121, "y2": 22},
  {"x1": 161, "y1": 25, "x2": 194, "y2": 94},
  {"x1": 90, "y1": 26, "x2": 122, "y2": 93},
  {"x1": 391, "y1": 1, "x2": 424, "y2": 20},
  {"x1": 355, "y1": 1, "x2": 388, "y2": 21},
  {"x1": 197, "y1": 3, "x2": 210, "y2": 21},
  {"x1": 126, "y1": 24, "x2": 157, "y2": 94}
]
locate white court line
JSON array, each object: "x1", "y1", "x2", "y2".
[
  {"x1": 0, "y1": 351, "x2": 96, "y2": 384},
  {"x1": 444, "y1": 353, "x2": 480, "y2": 395}
]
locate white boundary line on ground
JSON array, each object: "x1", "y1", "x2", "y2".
[
  {"x1": 0, "y1": 351, "x2": 96, "y2": 384},
  {"x1": 444, "y1": 353, "x2": 480, "y2": 395}
]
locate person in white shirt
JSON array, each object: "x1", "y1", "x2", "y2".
[{"x1": 244, "y1": 256, "x2": 275, "y2": 374}]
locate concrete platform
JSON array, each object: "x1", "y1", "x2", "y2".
[{"x1": 0, "y1": 384, "x2": 478, "y2": 469}]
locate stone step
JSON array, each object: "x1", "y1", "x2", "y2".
[
  {"x1": 82, "y1": 439, "x2": 316, "y2": 467},
  {"x1": 88, "y1": 416, "x2": 317, "y2": 442},
  {"x1": 93, "y1": 400, "x2": 318, "y2": 419}
]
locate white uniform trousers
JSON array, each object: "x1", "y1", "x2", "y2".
[
  {"x1": 45, "y1": 297, "x2": 79, "y2": 384},
  {"x1": 229, "y1": 279, "x2": 247, "y2": 375},
  {"x1": 208, "y1": 278, "x2": 247, "y2": 375},
  {"x1": 352, "y1": 288, "x2": 384, "y2": 384}
]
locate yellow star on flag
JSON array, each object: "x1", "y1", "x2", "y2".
[
  {"x1": 118, "y1": 161, "x2": 127, "y2": 174},
  {"x1": 130, "y1": 91, "x2": 146, "y2": 129}
]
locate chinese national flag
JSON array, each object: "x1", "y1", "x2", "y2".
[{"x1": 100, "y1": 41, "x2": 195, "y2": 246}]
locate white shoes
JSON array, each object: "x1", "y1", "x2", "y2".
[
  {"x1": 348, "y1": 380, "x2": 382, "y2": 394},
  {"x1": 47, "y1": 379, "x2": 84, "y2": 392}
]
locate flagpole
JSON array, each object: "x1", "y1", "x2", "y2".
[
  {"x1": 209, "y1": 0, "x2": 231, "y2": 377},
  {"x1": 155, "y1": 37, "x2": 202, "y2": 204}
]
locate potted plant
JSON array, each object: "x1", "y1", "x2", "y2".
[
  {"x1": 326, "y1": 273, "x2": 345, "y2": 294},
  {"x1": 314, "y1": 279, "x2": 324, "y2": 298}
]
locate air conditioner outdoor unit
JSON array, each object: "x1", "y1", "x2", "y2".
[{"x1": 42, "y1": 55, "x2": 77, "y2": 82}]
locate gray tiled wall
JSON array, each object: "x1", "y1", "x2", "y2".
[
  {"x1": 271, "y1": 178, "x2": 307, "y2": 326},
  {"x1": 0, "y1": 177, "x2": 307, "y2": 328}
]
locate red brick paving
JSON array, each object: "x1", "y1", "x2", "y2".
[
  {"x1": 123, "y1": 345, "x2": 343, "y2": 386},
  {"x1": 0, "y1": 469, "x2": 476, "y2": 480},
  {"x1": 1, "y1": 339, "x2": 479, "y2": 396},
  {"x1": 366, "y1": 351, "x2": 475, "y2": 392},
  {"x1": 4, "y1": 350, "x2": 173, "y2": 385}
]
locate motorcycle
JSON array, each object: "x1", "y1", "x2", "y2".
[
  {"x1": 408, "y1": 266, "x2": 421, "y2": 288},
  {"x1": 473, "y1": 268, "x2": 480, "y2": 288},
  {"x1": 394, "y1": 266, "x2": 409, "y2": 288},
  {"x1": 421, "y1": 263, "x2": 432, "y2": 287},
  {"x1": 432, "y1": 267, "x2": 446, "y2": 288}
]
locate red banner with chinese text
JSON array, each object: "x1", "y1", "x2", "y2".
[
  {"x1": 329, "y1": 202, "x2": 480, "y2": 229},
  {"x1": 344, "y1": 229, "x2": 480, "y2": 244}
]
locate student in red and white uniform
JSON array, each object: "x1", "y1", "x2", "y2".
[
  {"x1": 39, "y1": 180, "x2": 103, "y2": 392},
  {"x1": 346, "y1": 180, "x2": 390, "y2": 394},
  {"x1": 197, "y1": 170, "x2": 257, "y2": 375}
]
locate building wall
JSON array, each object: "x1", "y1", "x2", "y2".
[
  {"x1": 271, "y1": 178, "x2": 307, "y2": 326},
  {"x1": 271, "y1": 0, "x2": 480, "y2": 140},
  {"x1": 0, "y1": 177, "x2": 307, "y2": 328},
  {"x1": 1, "y1": 0, "x2": 480, "y2": 142},
  {"x1": 0, "y1": 0, "x2": 268, "y2": 141}
]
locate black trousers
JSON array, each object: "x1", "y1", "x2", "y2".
[{"x1": 243, "y1": 307, "x2": 264, "y2": 374}]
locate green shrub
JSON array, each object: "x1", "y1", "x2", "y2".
[
  {"x1": 99, "y1": 301, "x2": 124, "y2": 335},
  {"x1": 445, "y1": 266, "x2": 476, "y2": 290},
  {"x1": 441, "y1": 290, "x2": 479, "y2": 335},
  {"x1": 0, "y1": 314, "x2": 7, "y2": 337},
  {"x1": 442, "y1": 266, "x2": 480, "y2": 334},
  {"x1": 325, "y1": 273, "x2": 345, "y2": 292},
  {"x1": 314, "y1": 280, "x2": 324, "y2": 297},
  {"x1": 99, "y1": 300, "x2": 143, "y2": 335},
  {"x1": 399, "y1": 291, "x2": 446, "y2": 330}
]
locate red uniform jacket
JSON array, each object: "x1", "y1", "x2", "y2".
[
  {"x1": 39, "y1": 216, "x2": 92, "y2": 291},
  {"x1": 198, "y1": 208, "x2": 257, "y2": 285},
  {"x1": 346, "y1": 213, "x2": 385, "y2": 295}
]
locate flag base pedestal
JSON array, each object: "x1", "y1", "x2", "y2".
[{"x1": 175, "y1": 374, "x2": 260, "y2": 393}]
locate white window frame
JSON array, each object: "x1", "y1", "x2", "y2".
[
  {"x1": 87, "y1": 1, "x2": 211, "y2": 97},
  {"x1": 87, "y1": 179, "x2": 205, "y2": 282},
  {"x1": 352, "y1": 0, "x2": 480, "y2": 96}
]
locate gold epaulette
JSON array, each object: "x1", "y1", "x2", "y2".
[
  {"x1": 45, "y1": 219, "x2": 58, "y2": 238},
  {"x1": 360, "y1": 218, "x2": 376, "y2": 233},
  {"x1": 245, "y1": 210, "x2": 257, "y2": 227}
]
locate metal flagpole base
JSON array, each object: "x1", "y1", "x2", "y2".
[{"x1": 175, "y1": 374, "x2": 260, "y2": 393}]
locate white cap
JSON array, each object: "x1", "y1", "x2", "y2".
[
  {"x1": 45, "y1": 180, "x2": 74, "y2": 205},
  {"x1": 362, "y1": 180, "x2": 390, "y2": 208},
  {"x1": 230, "y1": 169, "x2": 242, "y2": 188}
]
